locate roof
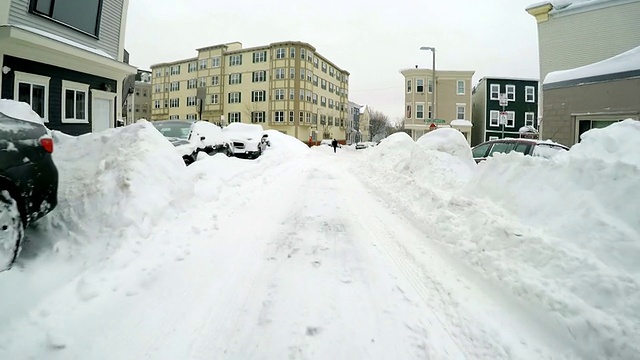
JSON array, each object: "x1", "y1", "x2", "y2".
[
  {"x1": 476, "y1": 76, "x2": 539, "y2": 83},
  {"x1": 544, "y1": 45, "x2": 640, "y2": 86},
  {"x1": 526, "y1": 0, "x2": 640, "y2": 16}
]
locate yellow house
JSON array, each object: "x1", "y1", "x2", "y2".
[
  {"x1": 400, "y1": 68, "x2": 475, "y2": 143},
  {"x1": 150, "y1": 41, "x2": 349, "y2": 143}
]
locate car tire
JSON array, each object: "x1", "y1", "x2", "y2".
[{"x1": 0, "y1": 190, "x2": 24, "y2": 272}]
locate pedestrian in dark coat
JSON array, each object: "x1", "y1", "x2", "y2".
[{"x1": 331, "y1": 139, "x2": 338, "y2": 153}]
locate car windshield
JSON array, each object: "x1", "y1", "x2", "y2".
[{"x1": 153, "y1": 121, "x2": 191, "y2": 139}]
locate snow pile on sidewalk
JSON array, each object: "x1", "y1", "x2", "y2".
[
  {"x1": 351, "y1": 122, "x2": 640, "y2": 359},
  {"x1": 0, "y1": 99, "x2": 44, "y2": 125},
  {"x1": 39, "y1": 121, "x2": 190, "y2": 255},
  {"x1": 416, "y1": 128, "x2": 475, "y2": 167}
]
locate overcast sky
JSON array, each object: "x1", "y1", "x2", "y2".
[{"x1": 124, "y1": 0, "x2": 540, "y2": 121}]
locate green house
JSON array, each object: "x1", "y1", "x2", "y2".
[{"x1": 471, "y1": 77, "x2": 539, "y2": 146}]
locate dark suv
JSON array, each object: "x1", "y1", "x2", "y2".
[
  {"x1": 471, "y1": 138, "x2": 569, "y2": 163},
  {"x1": 1, "y1": 111, "x2": 58, "y2": 271}
]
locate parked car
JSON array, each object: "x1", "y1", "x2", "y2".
[
  {"x1": 222, "y1": 123, "x2": 269, "y2": 159},
  {"x1": 355, "y1": 143, "x2": 367, "y2": 150},
  {"x1": 471, "y1": 138, "x2": 569, "y2": 163},
  {"x1": 1, "y1": 110, "x2": 58, "y2": 271},
  {"x1": 152, "y1": 120, "x2": 234, "y2": 165}
]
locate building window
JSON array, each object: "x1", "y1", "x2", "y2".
[
  {"x1": 211, "y1": 94, "x2": 219, "y2": 104},
  {"x1": 290, "y1": 47, "x2": 295, "y2": 58},
  {"x1": 155, "y1": 69, "x2": 162, "y2": 78},
  {"x1": 525, "y1": 112, "x2": 535, "y2": 127},
  {"x1": 490, "y1": 110, "x2": 499, "y2": 126},
  {"x1": 187, "y1": 79, "x2": 197, "y2": 89},
  {"x1": 212, "y1": 57, "x2": 221, "y2": 67},
  {"x1": 299, "y1": 111, "x2": 304, "y2": 123},
  {"x1": 30, "y1": 0, "x2": 102, "y2": 37},
  {"x1": 275, "y1": 89, "x2": 285, "y2": 100},
  {"x1": 321, "y1": 96, "x2": 326, "y2": 107},
  {"x1": 407, "y1": 80, "x2": 412, "y2": 93},
  {"x1": 416, "y1": 79, "x2": 424, "y2": 93},
  {"x1": 199, "y1": 59, "x2": 208, "y2": 69},
  {"x1": 169, "y1": 115, "x2": 179, "y2": 120},
  {"x1": 299, "y1": 89, "x2": 304, "y2": 101},
  {"x1": 275, "y1": 68, "x2": 285, "y2": 80},
  {"x1": 229, "y1": 73, "x2": 242, "y2": 85},
  {"x1": 187, "y1": 114, "x2": 197, "y2": 120},
  {"x1": 229, "y1": 54, "x2": 242, "y2": 66},
  {"x1": 306, "y1": 112, "x2": 311, "y2": 123},
  {"x1": 428, "y1": 79, "x2": 433, "y2": 93},
  {"x1": 199, "y1": 77, "x2": 207, "y2": 87},
  {"x1": 228, "y1": 112, "x2": 241, "y2": 123},
  {"x1": 154, "y1": 100, "x2": 161, "y2": 109},
  {"x1": 457, "y1": 80, "x2": 465, "y2": 95},
  {"x1": 253, "y1": 71, "x2": 266, "y2": 82},
  {"x1": 289, "y1": 111, "x2": 294, "y2": 122},
  {"x1": 13, "y1": 71, "x2": 49, "y2": 120},
  {"x1": 188, "y1": 62, "x2": 197, "y2": 73},
  {"x1": 416, "y1": 104, "x2": 424, "y2": 119},
  {"x1": 170, "y1": 98, "x2": 179, "y2": 108},
  {"x1": 313, "y1": 75, "x2": 318, "y2": 86},
  {"x1": 406, "y1": 104, "x2": 412, "y2": 119},
  {"x1": 289, "y1": 89, "x2": 295, "y2": 100},
  {"x1": 321, "y1": 79, "x2": 327, "y2": 90},
  {"x1": 252, "y1": 90, "x2": 266, "y2": 102},
  {"x1": 506, "y1": 85, "x2": 516, "y2": 101},
  {"x1": 525, "y1": 86, "x2": 535, "y2": 102},
  {"x1": 329, "y1": 99, "x2": 334, "y2": 109},
  {"x1": 61, "y1": 80, "x2": 89, "y2": 123},
  {"x1": 253, "y1": 51, "x2": 267, "y2": 63},
  {"x1": 300, "y1": 69, "x2": 305, "y2": 80},
  {"x1": 300, "y1": 48, "x2": 306, "y2": 60},
  {"x1": 306, "y1": 90, "x2": 312, "y2": 102},
  {"x1": 274, "y1": 111, "x2": 285, "y2": 122},
  {"x1": 314, "y1": 58, "x2": 319, "y2": 69},
  {"x1": 170, "y1": 81, "x2": 180, "y2": 91},
  {"x1": 154, "y1": 84, "x2": 161, "y2": 93},
  {"x1": 490, "y1": 84, "x2": 500, "y2": 100},
  {"x1": 289, "y1": 68, "x2": 295, "y2": 79},
  {"x1": 322, "y1": 62, "x2": 327, "y2": 73},
  {"x1": 187, "y1": 96, "x2": 197, "y2": 106},
  {"x1": 428, "y1": 103, "x2": 433, "y2": 118},
  {"x1": 276, "y1": 48, "x2": 285, "y2": 59},
  {"x1": 329, "y1": 83, "x2": 335, "y2": 93},
  {"x1": 506, "y1": 111, "x2": 515, "y2": 127},
  {"x1": 312, "y1": 93, "x2": 318, "y2": 104},
  {"x1": 211, "y1": 75, "x2": 219, "y2": 86},
  {"x1": 228, "y1": 92, "x2": 241, "y2": 103},
  {"x1": 170, "y1": 65, "x2": 180, "y2": 75},
  {"x1": 251, "y1": 111, "x2": 265, "y2": 123},
  {"x1": 456, "y1": 104, "x2": 465, "y2": 120}
]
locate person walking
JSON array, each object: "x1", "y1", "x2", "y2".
[{"x1": 331, "y1": 138, "x2": 338, "y2": 153}]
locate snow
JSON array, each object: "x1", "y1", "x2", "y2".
[
  {"x1": 450, "y1": 119, "x2": 473, "y2": 127},
  {"x1": 544, "y1": 45, "x2": 640, "y2": 84},
  {"x1": 10, "y1": 25, "x2": 115, "y2": 60},
  {"x1": 0, "y1": 99, "x2": 44, "y2": 124},
  {"x1": 0, "y1": 118, "x2": 638, "y2": 358}
]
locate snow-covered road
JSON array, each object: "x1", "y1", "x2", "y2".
[{"x1": 0, "y1": 144, "x2": 584, "y2": 359}]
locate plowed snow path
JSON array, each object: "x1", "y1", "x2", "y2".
[{"x1": 0, "y1": 150, "x2": 578, "y2": 359}]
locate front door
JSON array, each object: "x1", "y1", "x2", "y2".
[{"x1": 90, "y1": 89, "x2": 116, "y2": 133}]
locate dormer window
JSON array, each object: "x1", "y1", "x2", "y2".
[{"x1": 30, "y1": 0, "x2": 103, "y2": 38}]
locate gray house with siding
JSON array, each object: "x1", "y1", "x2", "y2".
[
  {"x1": 0, "y1": 0, "x2": 136, "y2": 135},
  {"x1": 542, "y1": 46, "x2": 640, "y2": 146}
]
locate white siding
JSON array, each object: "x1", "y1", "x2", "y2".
[
  {"x1": 538, "y1": 1, "x2": 640, "y2": 79},
  {"x1": 8, "y1": 0, "x2": 123, "y2": 60}
]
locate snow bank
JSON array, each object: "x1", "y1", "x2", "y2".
[
  {"x1": 416, "y1": 128, "x2": 475, "y2": 167},
  {"x1": 39, "y1": 121, "x2": 190, "y2": 253},
  {"x1": 0, "y1": 99, "x2": 44, "y2": 124},
  {"x1": 263, "y1": 129, "x2": 309, "y2": 154},
  {"x1": 351, "y1": 120, "x2": 640, "y2": 358}
]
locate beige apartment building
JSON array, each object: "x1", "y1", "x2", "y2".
[
  {"x1": 400, "y1": 68, "x2": 475, "y2": 142},
  {"x1": 150, "y1": 41, "x2": 349, "y2": 142}
]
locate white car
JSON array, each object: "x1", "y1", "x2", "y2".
[
  {"x1": 222, "y1": 123, "x2": 269, "y2": 159},
  {"x1": 153, "y1": 120, "x2": 234, "y2": 165}
]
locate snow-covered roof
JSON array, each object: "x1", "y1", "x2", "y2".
[
  {"x1": 8, "y1": 25, "x2": 115, "y2": 60},
  {"x1": 544, "y1": 45, "x2": 640, "y2": 85},
  {"x1": 450, "y1": 120, "x2": 472, "y2": 127}
]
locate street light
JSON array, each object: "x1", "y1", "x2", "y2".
[{"x1": 420, "y1": 46, "x2": 436, "y2": 121}]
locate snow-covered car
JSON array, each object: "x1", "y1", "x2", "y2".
[
  {"x1": 1, "y1": 106, "x2": 58, "y2": 271},
  {"x1": 222, "y1": 123, "x2": 269, "y2": 159},
  {"x1": 355, "y1": 143, "x2": 367, "y2": 150},
  {"x1": 471, "y1": 138, "x2": 569, "y2": 163},
  {"x1": 320, "y1": 139, "x2": 332, "y2": 147},
  {"x1": 153, "y1": 120, "x2": 234, "y2": 165}
]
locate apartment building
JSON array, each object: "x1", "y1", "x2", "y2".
[
  {"x1": 150, "y1": 41, "x2": 349, "y2": 142},
  {"x1": 123, "y1": 69, "x2": 151, "y2": 124},
  {"x1": 400, "y1": 68, "x2": 475, "y2": 142},
  {"x1": 0, "y1": 0, "x2": 136, "y2": 135}
]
